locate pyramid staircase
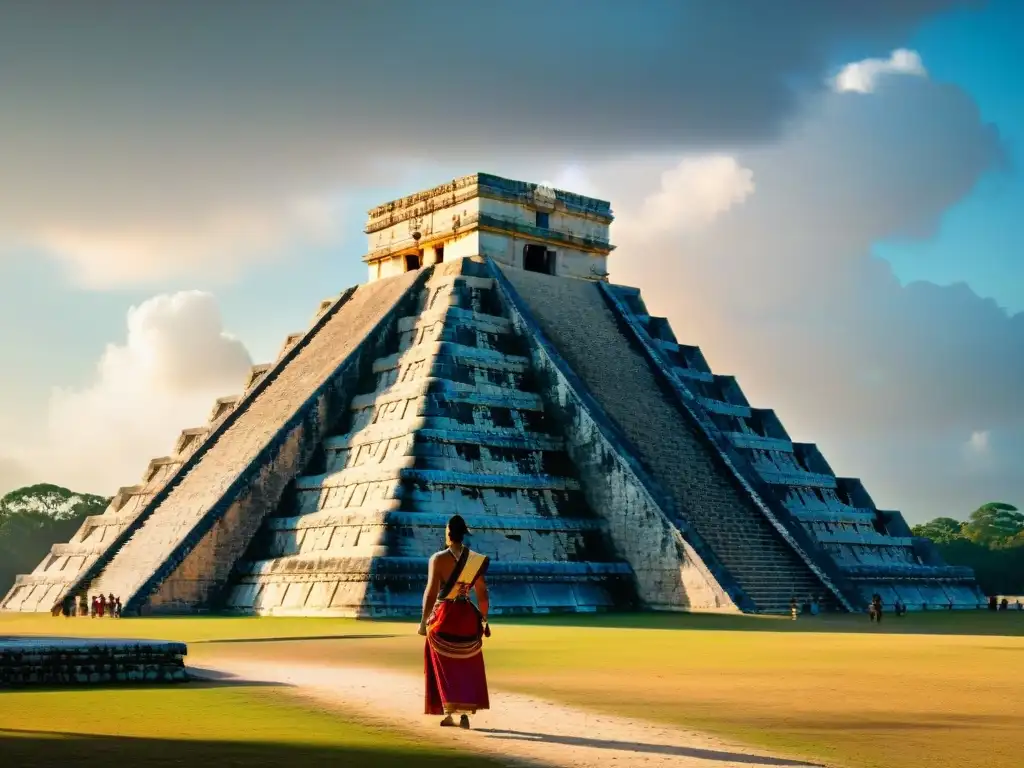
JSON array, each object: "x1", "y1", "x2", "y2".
[
  {"x1": 495, "y1": 265, "x2": 849, "y2": 614},
  {"x1": 224, "y1": 259, "x2": 635, "y2": 615},
  {"x1": 601, "y1": 282, "x2": 983, "y2": 610}
]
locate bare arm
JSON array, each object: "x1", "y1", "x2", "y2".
[
  {"x1": 418, "y1": 555, "x2": 441, "y2": 635},
  {"x1": 474, "y1": 576, "x2": 489, "y2": 622}
]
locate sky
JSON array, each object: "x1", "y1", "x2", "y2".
[{"x1": 0, "y1": 0, "x2": 1021, "y2": 524}]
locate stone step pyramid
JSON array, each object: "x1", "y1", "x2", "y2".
[
  {"x1": 224, "y1": 261, "x2": 634, "y2": 615},
  {"x1": 2, "y1": 173, "x2": 984, "y2": 616}
]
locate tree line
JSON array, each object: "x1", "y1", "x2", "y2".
[
  {"x1": 0, "y1": 484, "x2": 109, "y2": 596},
  {"x1": 911, "y1": 502, "x2": 1024, "y2": 597}
]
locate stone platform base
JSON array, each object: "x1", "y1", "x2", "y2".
[{"x1": 0, "y1": 636, "x2": 188, "y2": 688}]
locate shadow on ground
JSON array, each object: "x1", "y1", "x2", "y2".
[
  {"x1": 0, "y1": 729, "x2": 498, "y2": 768},
  {"x1": 0, "y1": 670, "x2": 282, "y2": 694},
  {"x1": 477, "y1": 728, "x2": 822, "y2": 766},
  {"x1": 195, "y1": 633, "x2": 400, "y2": 645}
]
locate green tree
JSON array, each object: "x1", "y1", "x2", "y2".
[
  {"x1": 961, "y1": 502, "x2": 1023, "y2": 548},
  {"x1": 911, "y1": 516, "x2": 965, "y2": 544},
  {"x1": 0, "y1": 484, "x2": 109, "y2": 595}
]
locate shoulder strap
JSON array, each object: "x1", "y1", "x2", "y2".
[{"x1": 438, "y1": 547, "x2": 470, "y2": 600}]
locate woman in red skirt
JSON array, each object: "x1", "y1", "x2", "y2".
[{"x1": 418, "y1": 514, "x2": 490, "y2": 729}]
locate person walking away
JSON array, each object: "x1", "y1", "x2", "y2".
[
  {"x1": 418, "y1": 514, "x2": 490, "y2": 729},
  {"x1": 107, "y1": 593, "x2": 116, "y2": 616},
  {"x1": 114, "y1": 597, "x2": 123, "y2": 618},
  {"x1": 90, "y1": 595, "x2": 99, "y2": 618},
  {"x1": 790, "y1": 597, "x2": 798, "y2": 620},
  {"x1": 97, "y1": 594, "x2": 107, "y2": 618}
]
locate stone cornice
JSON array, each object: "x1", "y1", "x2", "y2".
[
  {"x1": 363, "y1": 211, "x2": 615, "y2": 263},
  {"x1": 365, "y1": 172, "x2": 614, "y2": 234}
]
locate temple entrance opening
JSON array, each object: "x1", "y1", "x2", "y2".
[
  {"x1": 405, "y1": 251, "x2": 422, "y2": 272},
  {"x1": 523, "y1": 244, "x2": 554, "y2": 275}
]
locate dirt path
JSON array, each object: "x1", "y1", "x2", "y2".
[{"x1": 198, "y1": 660, "x2": 826, "y2": 768}]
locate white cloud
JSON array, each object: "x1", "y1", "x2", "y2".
[
  {"x1": 571, "y1": 72, "x2": 1014, "y2": 521},
  {"x1": 25, "y1": 194, "x2": 347, "y2": 289},
  {"x1": 614, "y1": 155, "x2": 755, "y2": 244},
  {"x1": 833, "y1": 49, "x2": 927, "y2": 94},
  {"x1": 967, "y1": 429, "x2": 991, "y2": 454},
  {"x1": 20, "y1": 291, "x2": 253, "y2": 494},
  {"x1": 0, "y1": 5, "x2": 959, "y2": 288}
]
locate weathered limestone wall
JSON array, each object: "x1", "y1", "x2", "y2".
[
  {"x1": 488, "y1": 261, "x2": 740, "y2": 612},
  {"x1": 478, "y1": 197, "x2": 610, "y2": 243},
  {"x1": 364, "y1": 173, "x2": 614, "y2": 282},
  {"x1": 477, "y1": 230, "x2": 608, "y2": 282},
  {"x1": 0, "y1": 638, "x2": 187, "y2": 687}
]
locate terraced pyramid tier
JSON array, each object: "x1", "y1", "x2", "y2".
[
  {"x1": 225, "y1": 259, "x2": 636, "y2": 616},
  {"x1": 599, "y1": 281, "x2": 984, "y2": 611},
  {"x1": 495, "y1": 264, "x2": 846, "y2": 615}
]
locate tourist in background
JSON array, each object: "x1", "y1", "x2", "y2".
[{"x1": 418, "y1": 514, "x2": 491, "y2": 729}]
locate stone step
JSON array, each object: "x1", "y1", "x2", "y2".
[
  {"x1": 235, "y1": 554, "x2": 632, "y2": 579},
  {"x1": 752, "y1": 467, "x2": 838, "y2": 489},
  {"x1": 397, "y1": 306, "x2": 512, "y2": 335},
  {"x1": 297, "y1": 466, "x2": 580, "y2": 493},
  {"x1": 351, "y1": 385, "x2": 546, "y2": 416},
  {"x1": 725, "y1": 432, "x2": 793, "y2": 452},
  {"x1": 324, "y1": 422, "x2": 565, "y2": 453},
  {"x1": 262, "y1": 509, "x2": 604, "y2": 534},
  {"x1": 49, "y1": 542, "x2": 109, "y2": 558},
  {"x1": 349, "y1": 377, "x2": 539, "y2": 411},
  {"x1": 373, "y1": 341, "x2": 529, "y2": 375},
  {"x1": 672, "y1": 366, "x2": 714, "y2": 384}
]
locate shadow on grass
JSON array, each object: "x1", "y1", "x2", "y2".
[
  {"x1": 195, "y1": 633, "x2": 400, "y2": 645},
  {"x1": 0, "y1": 729, "x2": 499, "y2": 767},
  {"x1": 477, "y1": 728, "x2": 822, "y2": 766},
  {"x1": 0, "y1": 672, "x2": 282, "y2": 694}
]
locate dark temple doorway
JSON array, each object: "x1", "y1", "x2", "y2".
[{"x1": 523, "y1": 244, "x2": 554, "y2": 275}]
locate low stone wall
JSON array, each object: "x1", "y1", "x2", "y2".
[{"x1": 0, "y1": 637, "x2": 188, "y2": 688}]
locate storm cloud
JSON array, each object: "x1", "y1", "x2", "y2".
[{"x1": 0, "y1": 1, "x2": 979, "y2": 285}]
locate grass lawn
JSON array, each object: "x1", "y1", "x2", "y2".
[
  {"x1": 3, "y1": 611, "x2": 1022, "y2": 768},
  {"x1": 0, "y1": 678, "x2": 502, "y2": 767}
]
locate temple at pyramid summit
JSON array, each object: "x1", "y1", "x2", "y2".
[{"x1": 2, "y1": 173, "x2": 985, "y2": 617}]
